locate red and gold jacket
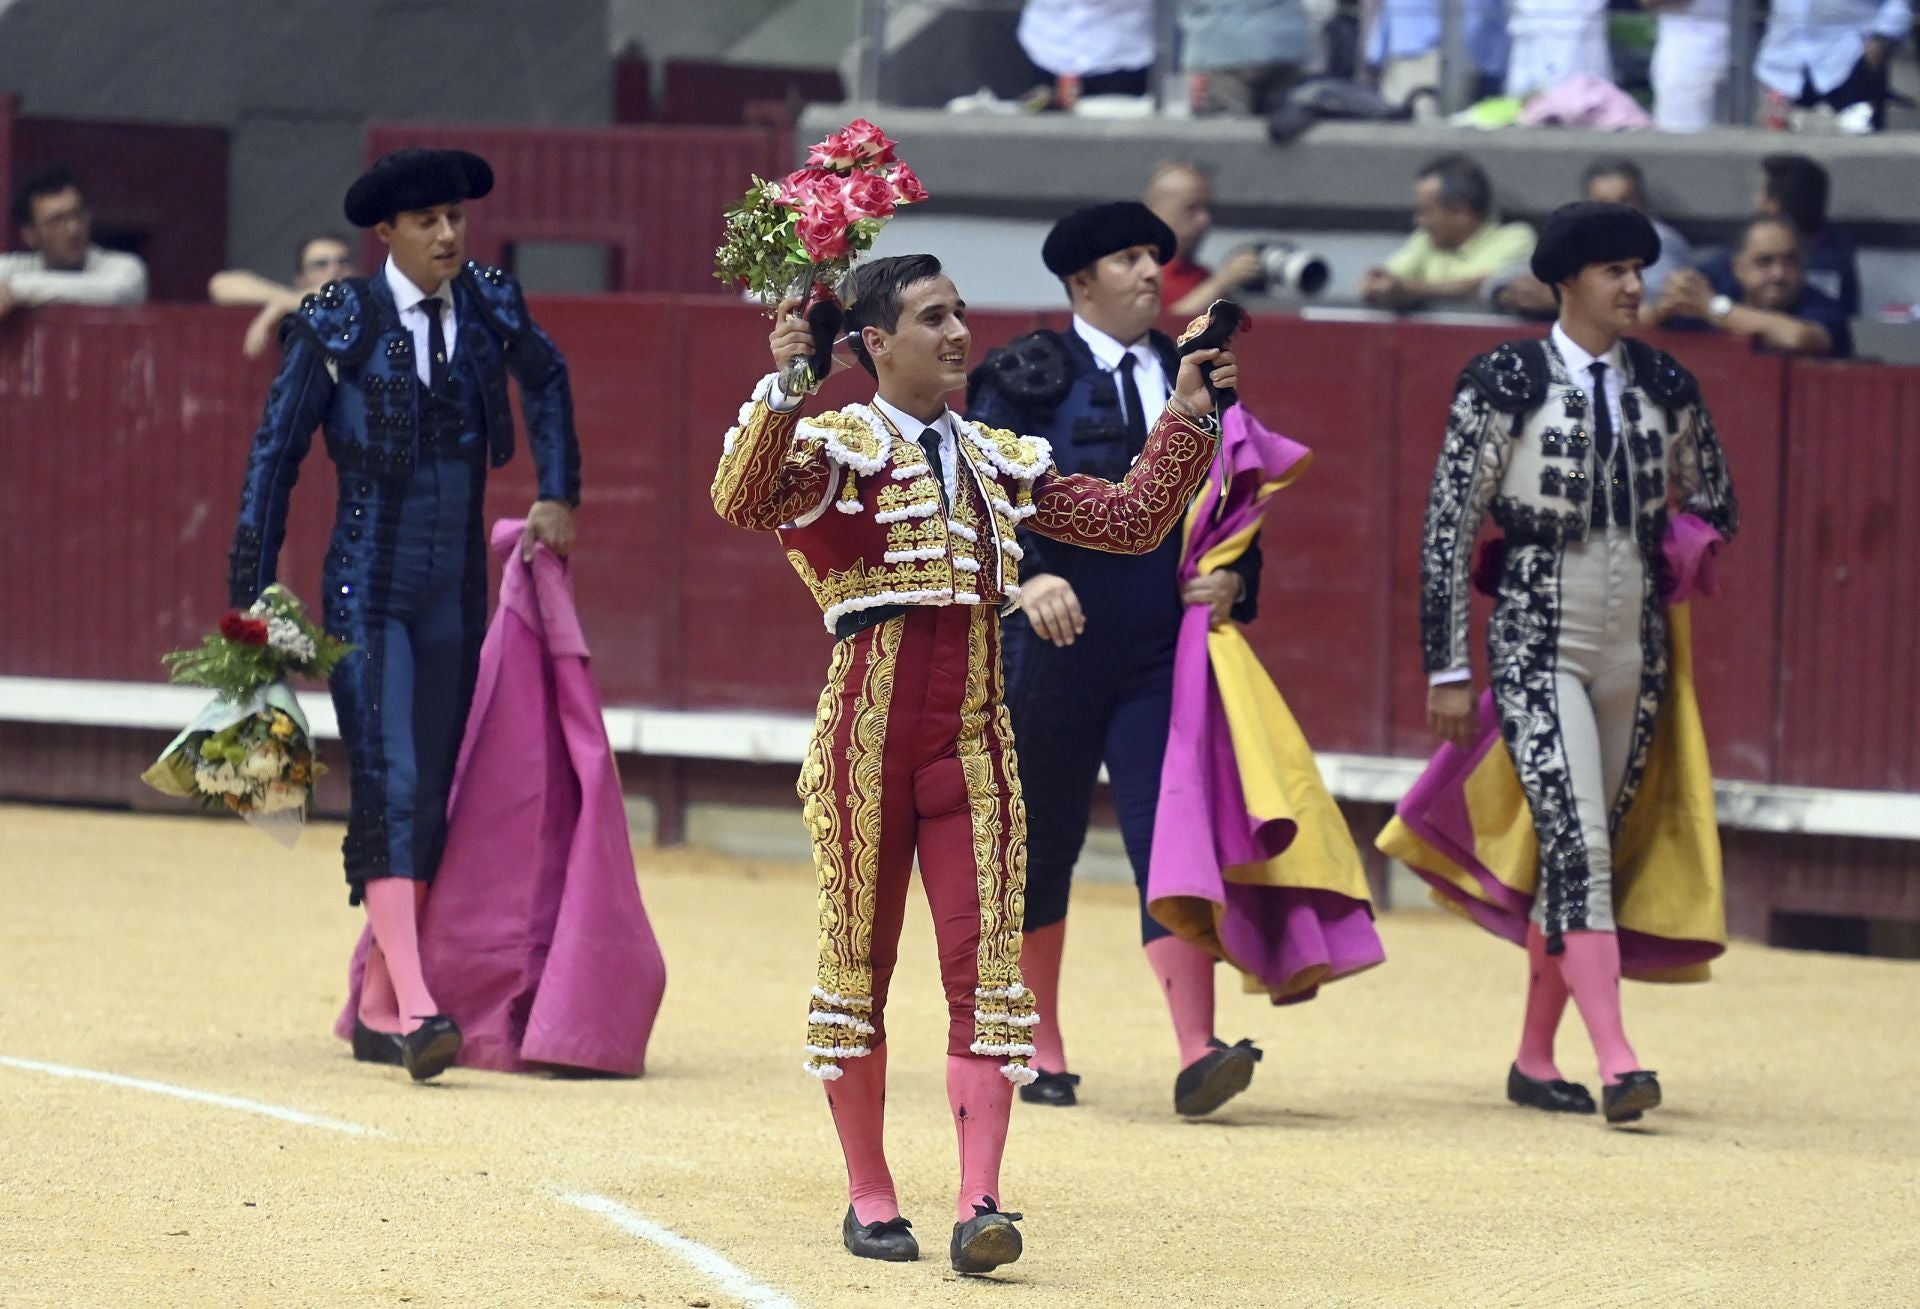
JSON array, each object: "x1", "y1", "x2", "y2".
[{"x1": 711, "y1": 373, "x2": 1220, "y2": 631}]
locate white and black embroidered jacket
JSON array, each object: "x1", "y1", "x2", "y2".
[{"x1": 1420, "y1": 337, "x2": 1739, "y2": 676}]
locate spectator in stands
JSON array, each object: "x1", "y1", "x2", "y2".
[
  {"x1": 1757, "y1": 153, "x2": 1861, "y2": 315},
  {"x1": 0, "y1": 166, "x2": 148, "y2": 320},
  {"x1": 209, "y1": 233, "x2": 359, "y2": 358},
  {"x1": 1362, "y1": 0, "x2": 1510, "y2": 108},
  {"x1": 1756, "y1": 0, "x2": 1910, "y2": 133},
  {"x1": 1143, "y1": 160, "x2": 1265, "y2": 315},
  {"x1": 1179, "y1": 0, "x2": 1313, "y2": 115},
  {"x1": 1362, "y1": 153, "x2": 1536, "y2": 311},
  {"x1": 1649, "y1": 214, "x2": 1853, "y2": 358},
  {"x1": 1506, "y1": 0, "x2": 1614, "y2": 96},
  {"x1": 1645, "y1": 0, "x2": 1731, "y2": 131},
  {"x1": 1019, "y1": 0, "x2": 1156, "y2": 106},
  {"x1": 1489, "y1": 158, "x2": 1692, "y2": 319}
]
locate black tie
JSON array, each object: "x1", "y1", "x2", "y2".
[
  {"x1": 1587, "y1": 361, "x2": 1631, "y2": 529},
  {"x1": 919, "y1": 420, "x2": 949, "y2": 511},
  {"x1": 1117, "y1": 353, "x2": 1149, "y2": 457},
  {"x1": 421, "y1": 297, "x2": 448, "y2": 393}
]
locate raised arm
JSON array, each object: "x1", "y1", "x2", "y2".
[
  {"x1": 228, "y1": 336, "x2": 334, "y2": 606},
  {"x1": 711, "y1": 303, "x2": 836, "y2": 531}
]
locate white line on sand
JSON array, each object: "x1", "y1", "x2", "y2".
[
  {"x1": 559, "y1": 1191, "x2": 803, "y2": 1309},
  {"x1": 0, "y1": 1055, "x2": 384, "y2": 1137}
]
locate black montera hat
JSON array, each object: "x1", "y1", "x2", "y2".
[
  {"x1": 343, "y1": 148, "x2": 494, "y2": 228},
  {"x1": 1042, "y1": 202, "x2": 1177, "y2": 278},
  {"x1": 1530, "y1": 201, "x2": 1661, "y2": 285}
]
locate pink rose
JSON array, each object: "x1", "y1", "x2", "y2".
[
  {"x1": 805, "y1": 130, "x2": 859, "y2": 172},
  {"x1": 778, "y1": 166, "x2": 834, "y2": 210},
  {"x1": 838, "y1": 170, "x2": 897, "y2": 221},
  {"x1": 796, "y1": 201, "x2": 851, "y2": 261},
  {"x1": 840, "y1": 118, "x2": 898, "y2": 166},
  {"x1": 887, "y1": 163, "x2": 929, "y2": 205}
]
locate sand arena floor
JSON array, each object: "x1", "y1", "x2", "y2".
[{"x1": 1, "y1": 802, "x2": 1916, "y2": 1308}]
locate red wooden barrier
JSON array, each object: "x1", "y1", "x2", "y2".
[{"x1": 3, "y1": 299, "x2": 1916, "y2": 797}]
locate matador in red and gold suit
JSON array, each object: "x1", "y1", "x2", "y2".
[{"x1": 710, "y1": 253, "x2": 1227, "y2": 1276}]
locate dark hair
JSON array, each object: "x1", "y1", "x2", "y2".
[
  {"x1": 1582, "y1": 157, "x2": 1644, "y2": 199},
  {"x1": 294, "y1": 232, "x2": 354, "y2": 273},
  {"x1": 843, "y1": 253, "x2": 944, "y2": 378},
  {"x1": 1418, "y1": 153, "x2": 1492, "y2": 219},
  {"x1": 10, "y1": 164, "x2": 83, "y2": 229},
  {"x1": 1736, "y1": 211, "x2": 1802, "y2": 255},
  {"x1": 1761, "y1": 154, "x2": 1829, "y2": 235}
]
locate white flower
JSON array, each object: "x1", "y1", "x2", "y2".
[
  {"x1": 257, "y1": 782, "x2": 307, "y2": 815},
  {"x1": 193, "y1": 762, "x2": 246, "y2": 795},
  {"x1": 266, "y1": 616, "x2": 317, "y2": 662},
  {"x1": 241, "y1": 745, "x2": 283, "y2": 781}
]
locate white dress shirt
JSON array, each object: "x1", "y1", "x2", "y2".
[
  {"x1": 1757, "y1": 0, "x2": 1913, "y2": 97},
  {"x1": 871, "y1": 394, "x2": 962, "y2": 507},
  {"x1": 1017, "y1": 0, "x2": 1156, "y2": 77},
  {"x1": 0, "y1": 246, "x2": 148, "y2": 306},
  {"x1": 1072, "y1": 314, "x2": 1169, "y2": 433},
  {"x1": 384, "y1": 257, "x2": 458, "y2": 386}
]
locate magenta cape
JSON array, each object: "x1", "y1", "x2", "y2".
[
  {"x1": 335, "y1": 520, "x2": 667, "y2": 1072},
  {"x1": 1147, "y1": 404, "x2": 1385, "y2": 1004},
  {"x1": 1377, "y1": 514, "x2": 1729, "y2": 981}
]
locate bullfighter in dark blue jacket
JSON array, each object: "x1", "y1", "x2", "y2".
[
  {"x1": 968, "y1": 203, "x2": 1265, "y2": 1116},
  {"x1": 227, "y1": 148, "x2": 580, "y2": 1081}
]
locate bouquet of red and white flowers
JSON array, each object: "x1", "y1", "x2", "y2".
[
  {"x1": 714, "y1": 118, "x2": 929, "y2": 393},
  {"x1": 141, "y1": 584, "x2": 352, "y2": 845}
]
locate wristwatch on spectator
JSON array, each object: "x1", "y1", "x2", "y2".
[{"x1": 1708, "y1": 294, "x2": 1734, "y2": 325}]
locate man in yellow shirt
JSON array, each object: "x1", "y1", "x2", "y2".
[{"x1": 1362, "y1": 154, "x2": 1537, "y2": 310}]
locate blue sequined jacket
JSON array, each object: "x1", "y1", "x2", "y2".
[{"x1": 227, "y1": 261, "x2": 580, "y2": 607}]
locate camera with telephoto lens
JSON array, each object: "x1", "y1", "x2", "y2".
[{"x1": 1245, "y1": 241, "x2": 1330, "y2": 297}]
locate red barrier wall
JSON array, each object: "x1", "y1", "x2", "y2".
[{"x1": 2, "y1": 299, "x2": 1914, "y2": 796}]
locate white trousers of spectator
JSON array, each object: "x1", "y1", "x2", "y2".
[
  {"x1": 1379, "y1": 49, "x2": 1441, "y2": 108},
  {"x1": 1527, "y1": 530, "x2": 1646, "y2": 932},
  {"x1": 1506, "y1": 0, "x2": 1613, "y2": 97},
  {"x1": 1653, "y1": 15, "x2": 1731, "y2": 131}
]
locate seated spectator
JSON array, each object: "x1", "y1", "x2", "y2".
[
  {"x1": 1489, "y1": 158, "x2": 1692, "y2": 318},
  {"x1": 1019, "y1": 0, "x2": 1155, "y2": 105},
  {"x1": 1646, "y1": 0, "x2": 1731, "y2": 131},
  {"x1": 1696, "y1": 154, "x2": 1861, "y2": 317},
  {"x1": 209, "y1": 232, "x2": 358, "y2": 358},
  {"x1": 0, "y1": 166, "x2": 148, "y2": 321},
  {"x1": 1362, "y1": 153, "x2": 1536, "y2": 311},
  {"x1": 1142, "y1": 160, "x2": 1264, "y2": 315},
  {"x1": 1756, "y1": 0, "x2": 1909, "y2": 133},
  {"x1": 1363, "y1": 0, "x2": 1510, "y2": 108},
  {"x1": 1506, "y1": 0, "x2": 1613, "y2": 97},
  {"x1": 1180, "y1": 0, "x2": 1312, "y2": 116},
  {"x1": 1648, "y1": 214, "x2": 1852, "y2": 358}
]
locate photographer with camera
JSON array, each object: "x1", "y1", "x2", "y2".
[{"x1": 1145, "y1": 159, "x2": 1330, "y2": 314}]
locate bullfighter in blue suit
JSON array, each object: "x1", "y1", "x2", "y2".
[
  {"x1": 968, "y1": 203, "x2": 1265, "y2": 1116},
  {"x1": 227, "y1": 148, "x2": 581, "y2": 1081}
]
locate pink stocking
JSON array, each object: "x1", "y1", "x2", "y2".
[
  {"x1": 947, "y1": 1055, "x2": 1014, "y2": 1221},
  {"x1": 1020, "y1": 921, "x2": 1069, "y2": 1073},
  {"x1": 358, "y1": 944, "x2": 401, "y2": 1032},
  {"x1": 1144, "y1": 935, "x2": 1216, "y2": 1069},
  {"x1": 1514, "y1": 923, "x2": 1570, "y2": 1082},
  {"x1": 824, "y1": 1045, "x2": 898, "y2": 1225},
  {"x1": 362, "y1": 877, "x2": 436, "y2": 1035},
  {"x1": 1559, "y1": 929, "x2": 1641, "y2": 1084}
]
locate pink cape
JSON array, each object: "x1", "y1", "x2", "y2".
[
  {"x1": 1147, "y1": 404, "x2": 1387, "y2": 1003},
  {"x1": 334, "y1": 520, "x2": 667, "y2": 1074}
]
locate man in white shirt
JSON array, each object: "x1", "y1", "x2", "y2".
[
  {"x1": 0, "y1": 166, "x2": 148, "y2": 320},
  {"x1": 1756, "y1": 0, "x2": 1911, "y2": 130},
  {"x1": 1018, "y1": 0, "x2": 1157, "y2": 101}
]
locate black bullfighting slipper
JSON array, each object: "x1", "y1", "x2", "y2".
[
  {"x1": 351, "y1": 1019, "x2": 404, "y2": 1067},
  {"x1": 1174, "y1": 1037, "x2": 1263, "y2": 1118},
  {"x1": 400, "y1": 1015, "x2": 463, "y2": 1082},
  {"x1": 1602, "y1": 1070, "x2": 1662, "y2": 1124},
  {"x1": 841, "y1": 1206, "x2": 918, "y2": 1262},
  {"x1": 1018, "y1": 1069, "x2": 1081, "y2": 1107},
  {"x1": 1506, "y1": 1063, "x2": 1596, "y2": 1115},
  {"x1": 949, "y1": 1201, "x2": 1023, "y2": 1276}
]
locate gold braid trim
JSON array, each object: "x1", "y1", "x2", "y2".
[
  {"x1": 799, "y1": 621, "x2": 900, "y2": 1079},
  {"x1": 957, "y1": 608, "x2": 1038, "y2": 1085}
]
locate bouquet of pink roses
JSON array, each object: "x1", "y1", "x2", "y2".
[{"x1": 714, "y1": 118, "x2": 929, "y2": 393}]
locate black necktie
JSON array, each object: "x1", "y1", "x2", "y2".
[
  {"x1": 1117, "y1": 353, "x2": 1149, "y2": 457},
  {"x1": 1587, "y1": 361, "x2": 1631, "y2": 529},
  {"x1": 421, "y1": 297, "x2": 448, "y2": 392},
  {"x1": 919, "y1": 420, "x2": 948, "y2": 511}
]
